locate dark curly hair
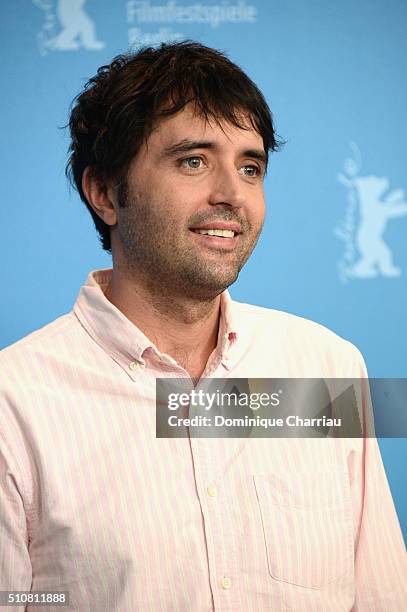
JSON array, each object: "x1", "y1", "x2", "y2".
[{"x1": 66, "y1": 40, "x2": 282, "y2": 251}]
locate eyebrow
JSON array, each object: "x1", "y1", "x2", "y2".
[{"x1": 161, "y1": 139, "x2": 268, "y2": 167}]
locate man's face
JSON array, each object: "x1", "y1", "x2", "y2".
[{"x1": 114, "y1": 103, "x2": 267, "y2": 299}]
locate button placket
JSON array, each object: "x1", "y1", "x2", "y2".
[
  {"x1": 189, "y1": 438, "x2": 240, "y2": 609},
  {"x1": 221, "y1": 576, "x2": 232, "y2": 590},
  {"x1": 207, "y1": 484, "x2": 217, "y2": 498}
]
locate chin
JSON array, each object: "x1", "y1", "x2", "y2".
[{"x1": 193, "y1": 273, "x2": 239, "y2": 298}]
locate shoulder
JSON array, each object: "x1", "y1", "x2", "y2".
[
  {"x1": 0, "y1": 312, "x2": 82, "y2": 380},
  {"x1": 233, "y1": 300, "x2": 347, "y2": 343},
  {"x1": 231, "y1": 299, "x2": 367, "y2": 376},
  {"x1": 1, "y1": 311, "x2": 78, "y2": 354}
]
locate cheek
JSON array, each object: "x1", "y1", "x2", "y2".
[
  {"x1": 149, "y1": 177, "x2": 192, "y2": 212},
  {"x1": 249, "y1": 192, "x2": 266, "y2": 228}
]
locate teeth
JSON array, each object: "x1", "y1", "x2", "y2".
[{"x1": 195, "y1": 229, "x2": 235, "y2": 237}]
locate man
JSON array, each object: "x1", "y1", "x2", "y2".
[{"x1": 0, "y1": 41, "x2": 405, "y2": 611}]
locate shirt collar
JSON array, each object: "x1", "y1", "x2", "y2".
[{"x1": 73, "y1": 268, "x2": 238, "y2": 377}]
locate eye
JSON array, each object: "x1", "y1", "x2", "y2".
[
  {"x1": 241, "y1": 165, "x2": 261, "y2": 178},
  {"x1": 180, "y1": 156, "x2": 204, "y2": 170}
]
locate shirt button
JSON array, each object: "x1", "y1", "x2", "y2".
[
  {"x1": 129, "y1": 361, "x2": 139, "y2": 371},
  {"x1": 207, "y1": 485, "x2": 217, "y2": 497},
  {"x1": 221, "y1": 577, "x2": 231, "y2": 589}
]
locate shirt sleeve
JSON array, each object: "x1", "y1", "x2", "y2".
[
  {"x1": 348, "y1": 350, "x2": 407, "y2": 610},
  {"x1": 0, "y1": 406, "x2": 32, "y2": 601},
  {"x1": 352, "y1": 436, "x2": 407, "y2": 610}
]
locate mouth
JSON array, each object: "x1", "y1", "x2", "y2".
[
  {"x1": 191, "y1": 228, "x2": 236, "y2": 238},
  {"x1": 189, "y1": 227, "x2": 240, "y2": 250}
]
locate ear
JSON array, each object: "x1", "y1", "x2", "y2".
[{"x1": 82, "y1": 167, "x2": 118, "y2": 227}]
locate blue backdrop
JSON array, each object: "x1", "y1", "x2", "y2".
[{"x1": 1, "y1": 0, "x2": 406, "y2": 541}]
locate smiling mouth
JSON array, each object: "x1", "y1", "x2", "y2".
[{"x1": 190, "y1": 228, "x2": 236, "y2": 238}]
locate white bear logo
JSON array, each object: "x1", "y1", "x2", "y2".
[
  {"x1": 351, "y1": 176, "x2": 407, "y2": 278},
  {"x1": 336, "y1": 143, "x2": 407, "y2": 281},
  {"x1": 33, "y1": 0, "x2": 104, "y2": 55}
]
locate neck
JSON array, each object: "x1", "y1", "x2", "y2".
[{"x1": 104, "y1": 266, "x2": 222, "y2": 380}]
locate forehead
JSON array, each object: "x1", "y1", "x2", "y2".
[{"x1": 147, "y1": 103, "x2": 264, "y2": 150}]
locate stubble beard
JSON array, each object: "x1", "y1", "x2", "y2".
[{"x1": 116, "y1": 182, "x2": 262, "y2": 300}]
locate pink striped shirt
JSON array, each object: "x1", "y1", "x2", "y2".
[{"x1": 0, "y1": 268, "x2": 406, "y2": 611}]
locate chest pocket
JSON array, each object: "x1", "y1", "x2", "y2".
[{"x1": 253, "y1": 471, "x2": 354, "y2": 589}]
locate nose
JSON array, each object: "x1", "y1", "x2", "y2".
[{"x1": 207, "y1": 165, "x2": 246, "y2": 208}]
